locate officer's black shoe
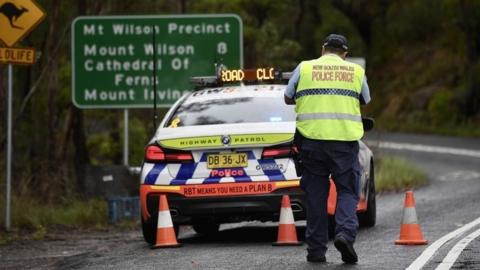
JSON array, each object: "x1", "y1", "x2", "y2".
[
  {"x1": 306, "y1": 254, "x2": 326, "y2": 263},
  {"x1": 334, "y1": 236, "x2": 358, "y2": 264}
]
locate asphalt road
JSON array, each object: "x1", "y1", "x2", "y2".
[{"x1": 1, "y1": 132, "x2": 479, "y2": 270}]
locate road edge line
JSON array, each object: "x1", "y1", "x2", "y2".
[
  {"x1": 435, "y1": 227, "x2": 480, "y2": 270},
  {"x1": 406, "y1": 216, "x2": 480, "y2": 270},
  {"x1": 367, "y1": 141, "x2": 480, "y2": 158}
]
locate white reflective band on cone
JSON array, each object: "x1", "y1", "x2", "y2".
[
  {"x1": 279, "y1": 207, "x2": 295, "y2": 224},
  {"x1": 402, "y1": 207, "x2": 419, "y2": 224},
  {"x1": 157, "y1": 211, "x2": 174, "y2": 228}
]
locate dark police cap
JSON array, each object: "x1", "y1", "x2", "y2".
[{"x1": 323, "y1": 34, "x2": 348, "y2": 51}]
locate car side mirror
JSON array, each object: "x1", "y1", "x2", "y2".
[{"x1": 362, "y1": 117, "x2": 375, "y2": 132}]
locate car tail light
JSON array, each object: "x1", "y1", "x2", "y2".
[
  {"x1": 165, "y1": 152, "x2": 193, "y2": 161},
  {"x1": 145, "y1": 145, "x2": 165, "y2": 161},
  {"x1": 262, "y1": 146, "x2": 295, "y2": 159},
  {"x1": 145, "y1": 145, "x2": 193, "y2": 162}
]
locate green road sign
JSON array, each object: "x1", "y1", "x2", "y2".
[{"x1": 72, "y1": 14, "x2": 243, "y2": 108}]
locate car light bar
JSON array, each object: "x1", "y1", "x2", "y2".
[
  {"x1": 190, "y1": 76, "x2": 219, "y2": 87},
  {"x1": 220, "y1": 68, "x2": 277, "y2": 82},
  {"x1": 190, "y1": 68, "x2": 292, "y2": 88}
]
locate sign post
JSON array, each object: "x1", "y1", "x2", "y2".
[
  {"x1": 0, "y1": 0, "x2": 45, "y2": 231},
  {"x1": 123, "y1": 109, "x2": 128, "y2": 166},
  {"x1": 5, "y1": 64, "x2": 12, "y2": 230}
]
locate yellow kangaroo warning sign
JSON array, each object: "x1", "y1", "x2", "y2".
[{"x1": 0, "y1": 0, "x2": 45, "y2": 47}]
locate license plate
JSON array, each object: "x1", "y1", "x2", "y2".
[{"x1": 207, "y1": 153, "x2": 248, "y2": 169}]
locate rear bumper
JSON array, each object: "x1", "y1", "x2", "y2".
[
  {"x1": 140, "y1": 180, "x2": 367, "y2": 225},
  {"x1": 151, "y1": 190, "x2": 306, "y2": 224},
  {"x1": 140, "y1": 181, "x2": 305, "y2": 224}
]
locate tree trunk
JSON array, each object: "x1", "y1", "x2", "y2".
[
  {"x1": 331, "y1": 0, "x2": 382, "y2": 49},
  {"x1": 71, "y1": 0, "x2": 91, "y2": 195},
  {"x1": 180, "y1": 0, "x2": 187, "y2": 14},
  {"x1": 458, "y1": 0, "x2": 480, "y2": 117},
  {"x1": 294, "y1": 0, "x2": 305, "y2": 41},
  {"x1": 72, "y1": 106, "x2": 90, "y2": 195}
]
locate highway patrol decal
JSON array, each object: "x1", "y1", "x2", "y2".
[
  {"x1": 158, "y1": 133, "x2": 293, "y2": 150},
  {"x1": 159, "y1": 136, "x2": 223, "y2": 149}
]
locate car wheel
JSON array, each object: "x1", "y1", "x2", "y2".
[
  {"x1": 141, "y1": 216, "x2": 156, "y2": 245},
  {"x1": 193, "y1": 223, "x2": 220, "y2": 234},
  {"x1": 358, "y1": 161, "x2": 376, "y2": 227}
]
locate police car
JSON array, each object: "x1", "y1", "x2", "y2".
[{"x1": 140, "y1": 68, "x2": 376, "y2": 244}]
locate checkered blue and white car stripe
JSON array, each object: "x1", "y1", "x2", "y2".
[{"x1": 140, "y1": 149, "x2": 297, "y2": 185}]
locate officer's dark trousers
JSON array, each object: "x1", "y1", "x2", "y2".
[{"x1": 300, "y1": 139, "x2": 361, "y2": 257}]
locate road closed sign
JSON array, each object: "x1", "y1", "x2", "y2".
[
  {"x1": 72, "y1": 15, "x2": 243, "y2": 109},
  {"x1": 0, "y1": 0, "x2": 46, "y2": 47}
]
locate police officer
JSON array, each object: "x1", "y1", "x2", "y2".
[{"x1": 284, "y1": 34, "x2": 371, "y2": 264}]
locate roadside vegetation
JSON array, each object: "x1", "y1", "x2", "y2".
[
  {"x1": 0, "y1": 197, "x2": 109, "y2": 244},
  {"x1": 375, "y1": 156, "x2": 428, "y2": 192}
]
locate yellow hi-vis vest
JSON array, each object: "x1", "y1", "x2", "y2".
[{"x1": 295, "y1": 54, "x2": 365, "y2": 141}]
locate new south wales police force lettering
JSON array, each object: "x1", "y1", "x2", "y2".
[{"x1": 311, "y1": 64, "x2": 354, "y2": 83}]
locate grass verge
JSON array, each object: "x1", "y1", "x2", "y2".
[
  {"x1": 375, "y1": 155, "x2": 428, "y2": 192},
  {"x1": 376, "y1": 118, "x2": 480, "y2": 138},
  {"x1": 0, "y1": 197, "x2": 109, "y2": 243}
]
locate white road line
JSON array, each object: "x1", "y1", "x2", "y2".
[
  {"x1": 438, "y1": 171, "x2": 480, "y2": 182},
  {"x1": 366, "y1": 141, "x2": 480, "y2": 158},
  {"x1": 406, "y1": 216, "x2": 480, "y2": 270},
  {"x1": 435, "y1": 227, "x2": 480, "y2": 270}
]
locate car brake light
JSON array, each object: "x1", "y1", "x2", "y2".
[
  {"x1": 165, "y1": 152, "x2": 193, "y2": 161},
  {"x1": 145, "y1": 145, "x2": 193, "y2": 162},
  {"x1": 262, "y1": 146, "x2": 293, "y2": 159},
  {"x1": 145, "y1": 145, "x2": 165, "y2": 161}
]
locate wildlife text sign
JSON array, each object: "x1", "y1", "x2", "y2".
[
  {"x1": 0, "y1": 0, "x2": 46, "y2": 47},
  {"x1": 72, "y1": 15, "x2": 243, "y2": 108},
  {"x1": 0, "y1": 47, "x2": 35, "y2": 64}
]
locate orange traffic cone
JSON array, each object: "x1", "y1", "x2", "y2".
[
  {"x1": 272, "y1": 195, "x2": 303, "y2": 246},
  {"x1": 151, "y1": 194, "x2": 182, "y2": 248},
  {"x1": 395, "y1": 190, "x2": 427, "y2": 245}
]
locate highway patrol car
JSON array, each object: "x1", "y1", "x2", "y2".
[{"x1": 140, "y1": 68, "x2": 375, "y2": 244}]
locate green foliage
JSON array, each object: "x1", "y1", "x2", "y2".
[
  {"x1": 0, "y1": 197, "x2": 108, "y2": 234},
  {"x1": 375, "y1": 156, "x2": 428, "y2": 192},
  {"x1": 367, "y1": 0, "x2": 480, "y2": 134},
  {"x1": 247, "y1": 22, "x2": 301, "y2": 69},
  {"x1": 87, "y1": 133, "x2": 121, "y2": 165},
  {"x1": 121, "y1": 117, "x2": 149, "y2": 166},
  {"x1": 428, "y1": 89, "x2": 457, "y2": 126},
  {"x1": 314, "y1": 1, "x2": 366, "y2": 57},
  {"x1": 386, "y1": 1, "x2": 443, "y2": 44}
]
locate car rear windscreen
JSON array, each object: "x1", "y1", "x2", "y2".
[{"x1": 166, "y1": 89, "x2": 295, "y2": 127}]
